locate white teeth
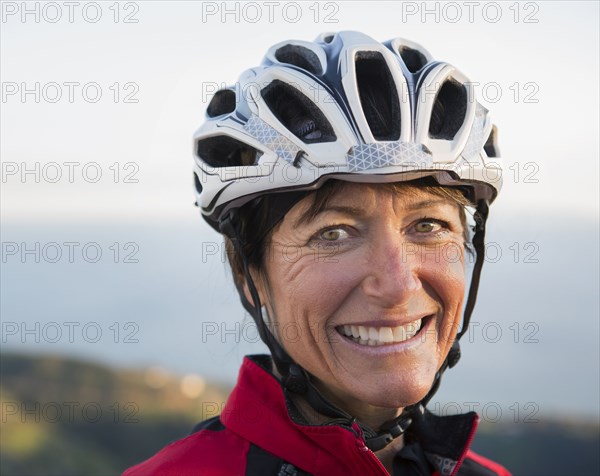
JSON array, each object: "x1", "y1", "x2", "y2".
[
  {"x1": 338, "y1": 318, "x2": 425, "y2": 346},
  {"x1": 392, "y1": 325, "x2": 406, "y2": 342},
  {"x1": 405, "y1": 320, "x2": 422, "y2": 338},
  {"x1": 379, "y1": 327, "x2": 394, "y2": 343}
]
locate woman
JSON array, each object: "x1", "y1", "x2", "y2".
[{"x1": 124, "y1": 31, "x2": 510, "y2": 475}]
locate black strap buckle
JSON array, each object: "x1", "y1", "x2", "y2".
[{"x1": 365, "y1": 414, "x2": 414, "y2": 451}]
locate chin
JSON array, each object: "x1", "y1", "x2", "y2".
[
  {"x1": 335, "y1": 364, "x2": 438, "y2": 411},
  {"x1": 367, "y1": 377, "x2": 434, "y2": 409}
]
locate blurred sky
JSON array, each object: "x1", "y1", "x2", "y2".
[{"x1": 1, "y1": 2, "x2": 599, "y2": 420}]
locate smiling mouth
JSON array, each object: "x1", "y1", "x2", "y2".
[{"x1": 336, "y1": 316, "x2": 432, "y2": 347}]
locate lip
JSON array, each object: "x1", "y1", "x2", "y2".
[
  {"x1": 334, "y1": 314, "x2": 436, "y2": 355},
  {"x1": 336, "y1": 313, "x2": 435, "y2": 329}
]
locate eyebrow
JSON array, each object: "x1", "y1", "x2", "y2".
[
  {"x1": 408, "y1": 199, "x2": 456, "y2": 210},
  {"x1": 292, "y1": 199, "x2": 456, "y2": 229},
  {"x1": 293, "y1": 205, "x2": 367, "y2": 229}
]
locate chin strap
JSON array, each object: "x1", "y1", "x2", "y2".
[
  {"x1": 458, "y1": 199, "x2": 489, "y2": 340},
  {"x1": 219, "y1": 210, "x2": 294, "y2": 379},
  {"x1": 219, "y1": 199, "x2": 489, "y2": 453}
]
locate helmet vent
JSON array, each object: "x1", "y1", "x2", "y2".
[
  {"x1": 355, "y1": 51, "x2": 401, "y2": 141},
  {"x1": 193, "y1": 172, "x2": 203, "y2": 194},
  {"x1": 275, "y1": 44, "x2": 322, "y2": 76},
  {"x1": 196, "y1": 136, "x2": 259, "y2": 167},
  {"x1": 429, "y1": 79, "x2": 467, "y2": 140},
  {"x1": 206, "y1": 89, "x2": 236, "y2": 117},
  {"x1": 398, "y1": 46, "x2": 428, "y2": 73},
  {"x1": 261, "y1": 80, "x2": 336, "y2": 143},
  {"x1": 322, "y1": 34, "x2": 334, "y2": 44},
  {"x1": 483, "y1": 124, "x2": 500, "y2": 157}
]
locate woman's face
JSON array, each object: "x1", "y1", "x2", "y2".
[{"x1": 255, "y1": 182, "x2": 466, "y2": 411}]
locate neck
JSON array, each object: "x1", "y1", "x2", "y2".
[
  {"x1": 271, "y1": 359, "x2": 406, "y2": 445},
  {"x1": 283, "y1": 372, "x2": 405, "y2": 475}
]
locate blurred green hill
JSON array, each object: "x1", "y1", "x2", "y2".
[
  {"x1": 1, "y1": 353, "x2": 598, "y2": 476},
  {"x1": 1, "y1": 352, "x2": 231, "y2": 475}
]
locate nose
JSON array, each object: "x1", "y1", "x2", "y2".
[{"x1": 360, "y1": 229, "x2": 422, "y2": 307}]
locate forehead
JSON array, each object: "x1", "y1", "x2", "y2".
[{"x1": 285, "y1": 181, "x2": 461, "y2": 229}]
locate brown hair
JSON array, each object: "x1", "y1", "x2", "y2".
[{"x1": 224, "y1": 177, "x2": 472, "y2": 290}]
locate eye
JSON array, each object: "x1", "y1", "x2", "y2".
[
  {"x1": 307, "y1": 224, "x2": 357, "y2": 252},
  {"x1": 413, "y1": 219, "x2": 446, "y2": 233},
  {"x1": 319, "y1": 227, "x2": 349, "y2": 241}
]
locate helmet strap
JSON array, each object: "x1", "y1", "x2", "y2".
[
  {"x1": 219, "y1": 210, "x2": 295, "y2": 379},
  {"x1": 458, "y1": 198, "x2": 489, "y2": 340}
]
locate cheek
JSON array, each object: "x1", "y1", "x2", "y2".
[
  {"x1": 441, "y1": 260, "x2": 466, "y2": 303},
  {"x1": 424, "y1": 242, "x2": 466, "y2": 299},
  {"x1": 423, "y1": 254, "x2": 466, "y2": 355},
  {"x1": 265, "y1": 255, "x2": 363, "y2": 357}
]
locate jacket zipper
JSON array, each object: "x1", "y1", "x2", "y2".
[{"x1": 351, "y1": 421, "x2": 391, "y2": 475}]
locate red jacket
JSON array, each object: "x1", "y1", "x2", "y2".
[{"x1": 123, "y1": 355, "x2": 511, "y2": 476}]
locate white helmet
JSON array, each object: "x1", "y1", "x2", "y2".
[{"x1": 193, "y1": 30, "x2": 501, "y2": 231}]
